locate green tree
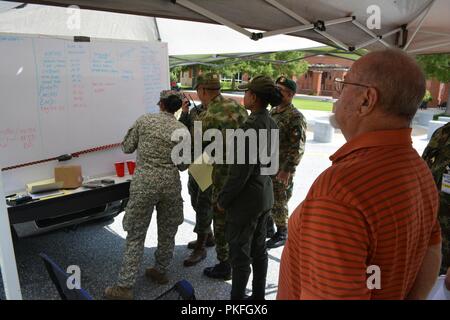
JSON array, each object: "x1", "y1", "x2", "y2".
[
  {"x1": 170, "y1": 66, "x2": 182, "y2": 82},
  {"x1": 219, "y1": 51, "x2": 308, "y2": 89},
  {"x1": 416, "y1": 54, "x2": 450, "y2": 114},
  {"x1": 172, "y1": 50, "x2": 309, "y2": 90},
  {"x1": 270, "y1": 51, "x2": 309, "y2": 78}
]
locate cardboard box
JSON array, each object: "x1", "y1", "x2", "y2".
[{"x1": 54, "y1": 165, "x2": 83, "y2": 189}]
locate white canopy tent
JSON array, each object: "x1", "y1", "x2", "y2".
[
  {"x1": 1, "y1": 0, "x2": 449, "y2": 300},
  {"x1": 10, "y1": 0, "x2": 450, "y2": 55},
  {"x1": 0, "y1": 2, "x2": 160, "y2": 41},
  {"x1": 0, "y1": 2, "x2": 323, "y2": 54}
]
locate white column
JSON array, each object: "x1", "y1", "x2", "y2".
[{"x1": 0, "y1": 177, "x2": 22, "y2": 300}]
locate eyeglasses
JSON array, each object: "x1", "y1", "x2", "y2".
[{"x1": 334, "y1": 78, "x2": 372, "y2": 95}]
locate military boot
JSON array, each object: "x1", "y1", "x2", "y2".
[
  {"x1": 145, "y1": 267, "x2": 169, "y2": 285},
  {"x1": 203, "y1": 260, "x2": 232, "y2": 280},
  {"x1": 187, "y1": 232, "x2": 215, "y2": 249},
  {"x1": 266, "y1": 216, "x2": 275, "y2": 238},
  {"x1": 266, "y1": 226, "x2": 287, "y2": 249},
  {"x1": 184, "y1": 233, "x2": 207, "y2": 267},
  {"x1": 104, "y1": 285, "x2": 133, "y2": 300}
]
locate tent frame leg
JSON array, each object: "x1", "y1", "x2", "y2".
[{"x1": 0, "y1": 177, "x2": 22, "y2": 300}]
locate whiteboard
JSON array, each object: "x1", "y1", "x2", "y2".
[{"x1": 0, "y1": 34, "x2": 169, "y2": 171}]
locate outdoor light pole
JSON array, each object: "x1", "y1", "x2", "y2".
[{"x1": 0, "y1": 177, "x2": 22, "y2": 300}]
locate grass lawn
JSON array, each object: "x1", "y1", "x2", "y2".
[{"x1": 293, "y1": 97, "x2": 333, "y2": 112}]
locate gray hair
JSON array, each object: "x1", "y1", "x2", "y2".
[{"x1": 356, "y1": 49, "x2": 426, "y2": 121}]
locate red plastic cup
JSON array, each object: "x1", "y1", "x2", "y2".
[
  {"x1": 115, "y1": 162, "x2": 125, "y2": 177},
  {"x1": 126, "y1": 160, "x2": 136, "y2": 175}
]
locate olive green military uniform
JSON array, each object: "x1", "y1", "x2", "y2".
[
  {"x1": 422, "y1": 122, "x2": 450, "y2": 274},
  {"x1": 115, "y1": 91, "x2": 188, "y2": 289},
  {"x1": 218, "y1": 76, "x2": 279, "y2": 300},
  {"x1": 200, "y1": 95, "x2": 248, "y2": 264}
]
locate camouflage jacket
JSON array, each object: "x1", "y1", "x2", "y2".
[
  {"x1": 423, "y1": 122, "x2": 450, "y2": 201},
  {"x1": 270, "y1": 103, "x2": 307, "y2": 173},
  {"x1": 179, "y1": 104, "x2": 205, "y2": 134},
  {"x1": 199, "y1": 94, "x2": 248, "y2": 200},
  {"x1": 122, "y1": 111, "x2": 188, "y2": 194}
]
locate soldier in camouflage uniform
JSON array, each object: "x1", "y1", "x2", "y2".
[
  {"x1": 266, "y1": 76, "x2": 307, "y2": 249},
  {"x1": 422, "y1": 122, "x2": 450, "y2": 275},
  {"x1": 199, "y1": 78, "x2": 248, "y2": 280},
  {"x1": 178, "y1": 74, "x2": 221, "y2": 267},
  {"x1": 105, "y1": 90, "x2": 189, "y2": 300}
]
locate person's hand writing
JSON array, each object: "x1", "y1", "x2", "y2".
[{"x1": 181, "y1": 100, "x2": 190, "y2": 113}]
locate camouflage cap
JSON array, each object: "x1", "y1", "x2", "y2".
[
  {"x1": 237, "y1": 75, "x2": 275, "y2": 95},
  {"x1": 159, "y1": 90, "x2": 183, "y2": 100},
  {"x1": 194, "y1": 73, "x2": 221, "y2": 90},
  {"x1": 276, "y1": 76, "x2": 297, "y2": 93}
]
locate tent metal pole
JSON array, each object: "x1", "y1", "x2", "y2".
[
  {"x1": 352, "y1": 20, "x2": 390, "y2": 48},
  {"x1": 262, "y1": 17, "x2": 353, "y2": 38},
  {"x1": 264, "y1": 0, "x2": 350, "y2": 50},
  {"x1": 324, "y1": 17, "x2": 355, "y2": 27},
  {"x1": 171, "y1": 61, "x2": 219, "y2": 68},
  {"x1": 353, "y1": 27, "x2": 402, "y2": 50},
  {"x1": 418, "y1": 30, "x2": 450, "y2": 38},
  {"x1": 383, "y1": 28, "x2": 403, "y2": 38},
  {"x1": 354, "y1": 37, "x2": 380, "y2": 51},
  {"x1": 153, "y1": 17, "x2": 161, "y2": 41},
  {"x1": 262, "y1": 23, "x2": 315, "y2": 38},
  {"x1": 174, "y1": 0, "x2": 253, "y2": 39},
  {"x1": 318, "y1": 32, "x2": 349, "y2": 52},
  {"x1": 0, "y1": 177, "x2": 22, "y2": 300},
  {"x1": 404, "y1": 0, "x2": 436, "y2": 50},
  {"x1": 407, "y1": 41, "x2": 450, "y2": 54}
]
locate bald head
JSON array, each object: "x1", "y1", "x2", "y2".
[{"x1": 352, "y1": 49, "x2": 426, "y2": 121}]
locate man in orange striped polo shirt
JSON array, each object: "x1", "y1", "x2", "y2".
[{"x1": 278, "y1": 49, "x2": 442, "y2": 300}]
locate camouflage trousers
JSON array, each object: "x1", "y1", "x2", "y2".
[
  {"x1": 117, "y1": 190, "x2": 184, "y2": 288},
  {"x1": 270, "y1": 174, "x2": 294, "y2": 228},
  {"x1": 439, "y1": 193, "x2": 450, "y2": 275},
  {"x1": 213, "y1": 206, "x2": 228, "y2": 262},
  {"x1": 212, "y1": 184, "x2": 229, "y2": 263},
  {"x1": 188, "y1": 174, "x2": 213, "y2": 235}
]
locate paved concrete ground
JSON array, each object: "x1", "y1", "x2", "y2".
[{"x1": 0, "y1": 110, "x2": 431, "y2": 300}]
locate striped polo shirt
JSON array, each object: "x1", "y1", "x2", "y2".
[{"x1": 277, "y1": 128, "x2": 441, "y2": 300}]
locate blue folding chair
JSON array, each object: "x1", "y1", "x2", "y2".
[
  {"x1": 39, "y1": 253, "x2": 93, "y2": 300},
  {"x1": 155, "y1": 279, "x2": 196, "y2": 300}
]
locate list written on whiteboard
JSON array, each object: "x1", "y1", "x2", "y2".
[
  {"x1": 38, "y1": 50, "x2": 66, "y2": 113},
  {"x1": 91, "y1": 51, "x2": 118, "y2": 94},
  {"x1": 0, "y1": 127, "x2": 37, "y2": 150},
  {"x1": 67, "y1": 43, "x2": 88, "y2": 109}
]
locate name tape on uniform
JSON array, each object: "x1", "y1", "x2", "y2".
[{"x1": 442, "y1": 173, "x2": 450, "y2": 194}]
